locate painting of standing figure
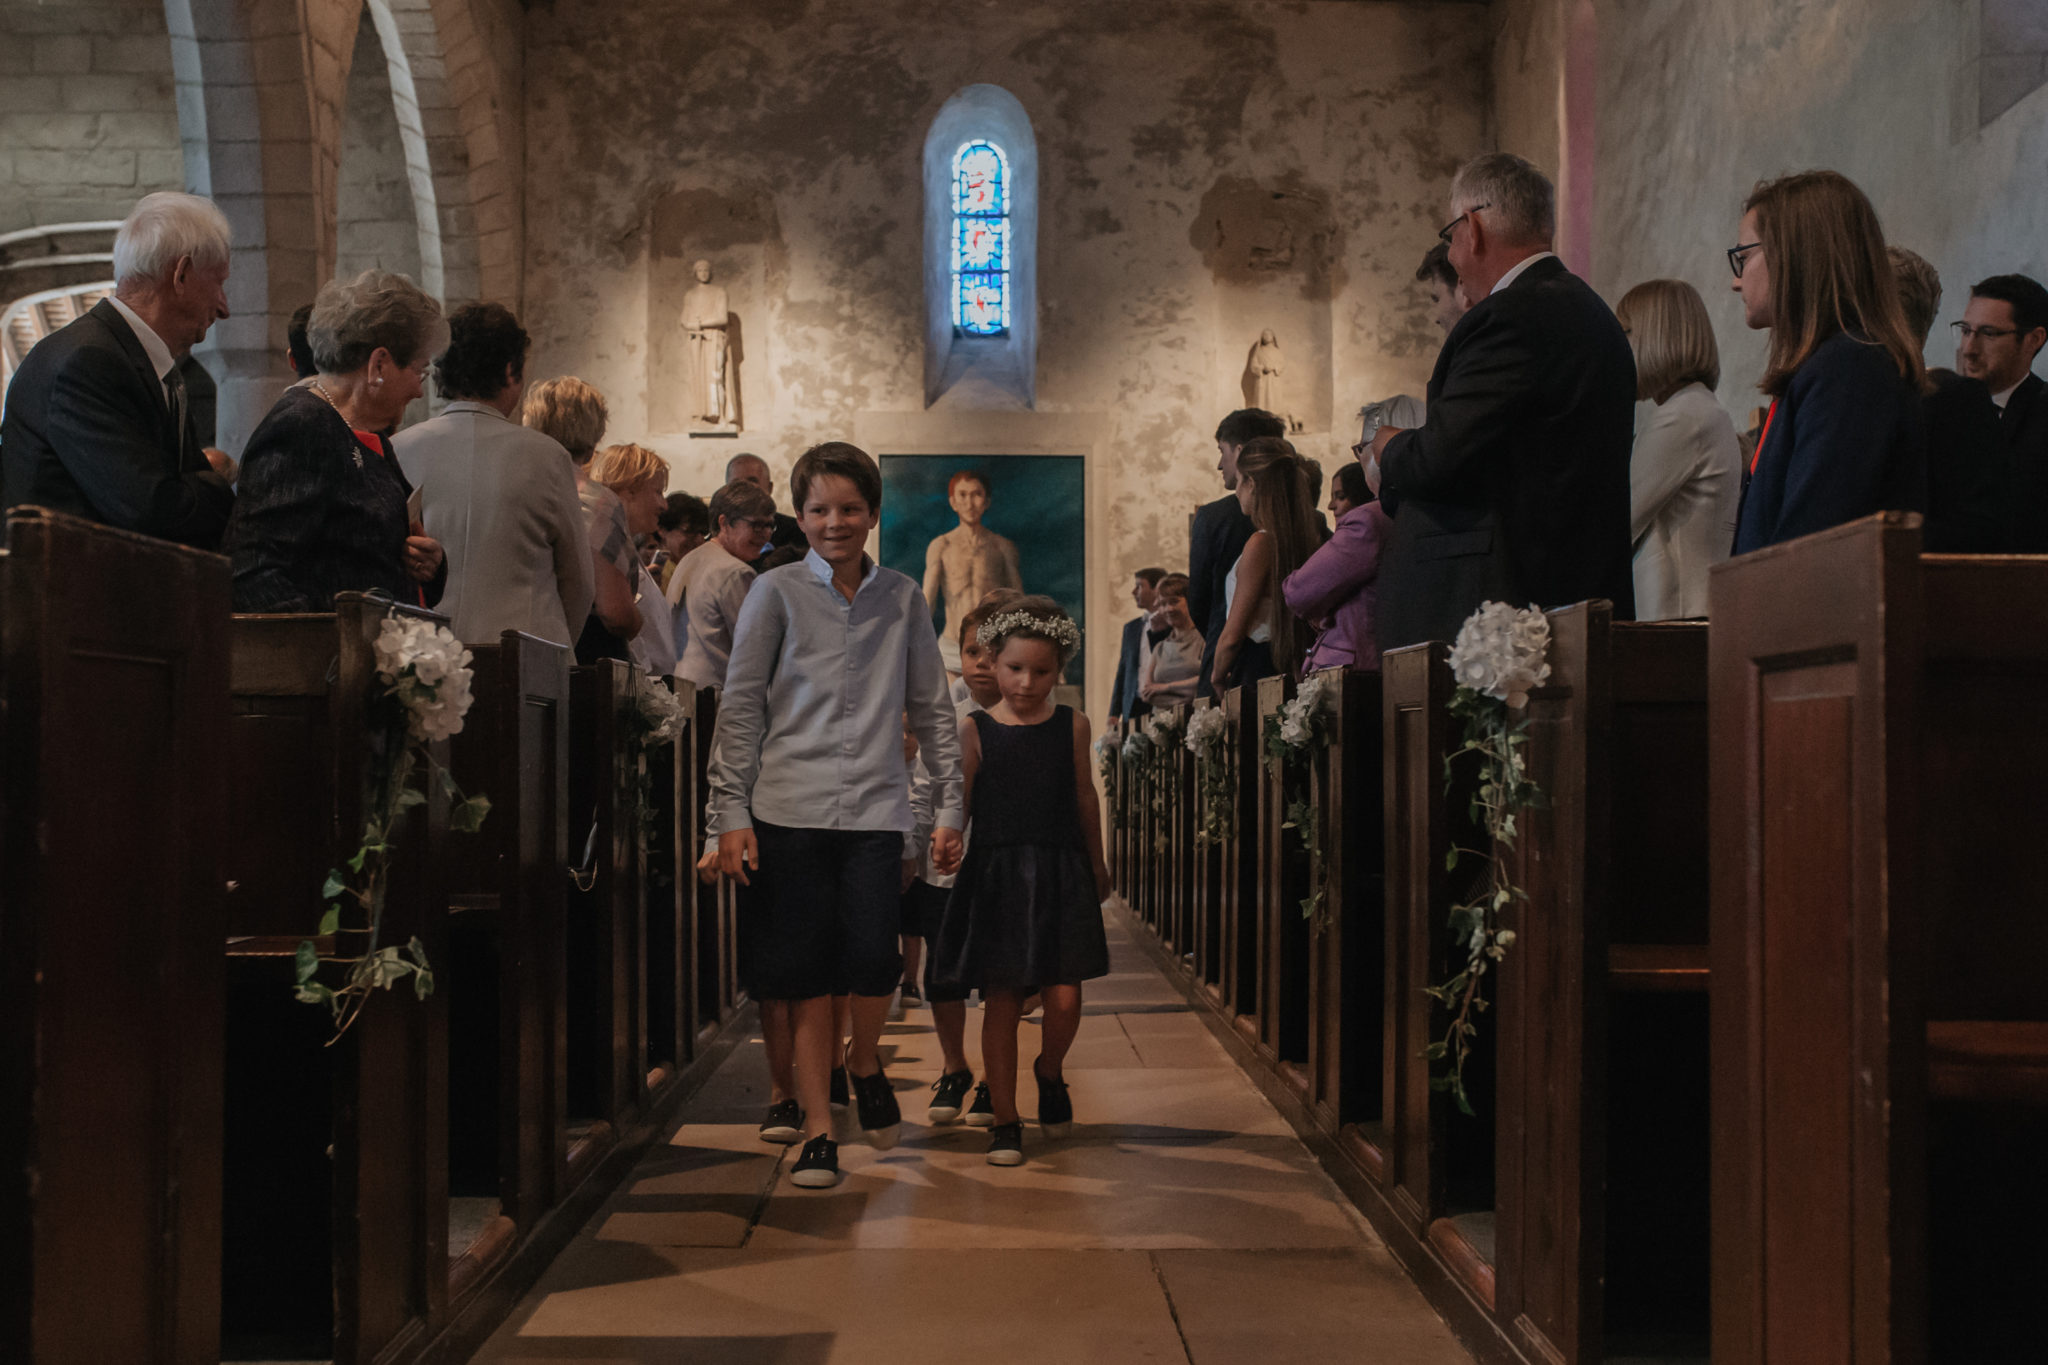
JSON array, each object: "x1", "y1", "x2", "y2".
[{"x1": 879, "y1": 454, "x2": 1086, "y2": 683}]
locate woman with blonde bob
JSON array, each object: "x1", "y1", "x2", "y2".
[
  {"x1": 1212, "y1": 437, "x2": 1319, "y2": 688},
  {"x1": 1728, "y1": 169, "x2": 1926, "y2": 553},
  {"x1": 1617, "y1": 279, "x2": 1742, "y2": 618},
  {"x1": 592, "y1": 441, "x2": 675, "y2": 675},
  {"x1": 524, "y1": 376, "x2": 638, "y2": 662}
]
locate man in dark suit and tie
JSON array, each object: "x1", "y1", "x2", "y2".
[
  {"x1": 1108, "y1": 566, "x2": 1168, "y2": 723},
  {"x1": 1955, "y1": 273, "x2": 2048, "y2": 552},
  {"x1": 3, "y1": 192, "x2": 237, "y2": 549},
  {"x1": 1369, "y1": 153, "x2": 1636, "y2": 651},
  {"x1": 1189, "y1": 408, "x2": 1286, "y2": 696}
]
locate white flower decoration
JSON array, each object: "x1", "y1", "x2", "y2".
[
  {"x1": 1447, "y1": 601, "x2": 1552, "y2": 708},
  {"x1": 635, "y1": 673, "x2": 688, "y2": 746},
  {"x1": 375, "y1": 616, "x2": 475, "y2": 743},
  {"x1": 1184, "y1": 705, "x2": 1226, "y2": 753}
]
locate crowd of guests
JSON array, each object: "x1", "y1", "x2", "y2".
[
  {"x1": 6, "y1": 159, "x2": 2047, "y2": 1187},
  {"x1": 1111, "y1": 153, "x2": 2048, "y2": 721}
]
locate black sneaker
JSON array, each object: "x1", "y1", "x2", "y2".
[
  {"x1": 789, "y1": 1134, "x2": 840, "y2": 1189},
  {"x1": 1035, "y1": 1063, "x2": 1073, "y2": 1139},
  {"x1": 758, "y1": 1098, "x2": 803, "y2": 1145},
  {"x1": 928, "y1": 1069, "x2": 974, "y2": 1124},
  {"x1": 849, "y1": 1066, "x2": 902, "y2": 1150},
  {"x1": 828, "y1": 1065, "x2": 849, "y2": 1111},
  {"x1": 985, "y1": 1120, "x2": 1025, "y2": 1167},
  {"x1": 963, "y1": 1081, "x2": 996, "y2": 1128},
  {"x1": 900, "y1": 980, "x2": 924, "y2": 1009}
]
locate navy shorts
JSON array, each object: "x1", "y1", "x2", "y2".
[
  {"x1": 902, "y1": 879, "x2": 968, "y2": 1003},
  {"x1": 736, "y1": 820, "x2": 904, "y2": 1000}
]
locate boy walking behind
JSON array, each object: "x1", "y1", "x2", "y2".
[{"x1": 703, "y1": 442, "x2": 964, "y2": 1189}]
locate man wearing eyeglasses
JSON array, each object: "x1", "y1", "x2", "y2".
[
  {"x1": 1955, "y1": 274, "x2": 2048, "y2": 552},
  {"x1": 1366, "y1": 152, "x2": 1636, "y2": 652}
]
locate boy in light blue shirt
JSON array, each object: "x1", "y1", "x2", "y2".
[{"x1": 702, "y1": 441, "x2": 964, "y2": 1189}]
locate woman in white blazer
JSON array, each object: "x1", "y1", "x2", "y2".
[
  {"x1": 1617, "y1": 279, "x2": 1742, "y2": 620},
  {"x1": 395, "y1": 304, "x2": 594, "y2": 646}
]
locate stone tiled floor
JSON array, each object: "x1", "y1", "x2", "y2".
[{"x1": 471, "y1": 912, "x2": 1473, "y2": 1364}]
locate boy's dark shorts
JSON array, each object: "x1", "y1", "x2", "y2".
[
  {"x1": 901, "y1": 878, "x2": 968, "y2": 1004},
  {"x1": 736, "y1": 819, "x2": 903, "y2": 1000}
]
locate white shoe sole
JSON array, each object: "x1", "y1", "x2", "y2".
[
  {"x1": 986, "y1": 1148, "x2": 1026, "y2": 1167},
  {"x1": 928, "y1": 1106, "x2": 962, "y2": 1124},
  {"x1": 963, "y1": 1112, "x2": 995, "y2": 1129},
  {"x1": 759, "y1": 1126, "x2": 803, "y2": 1144},
  {"x1": 789, "y1": 1166, "x2": 842, "y2": 1189},
  {"x1": 864, "y1": 1123, "x2": 902, "y2": 1151}
]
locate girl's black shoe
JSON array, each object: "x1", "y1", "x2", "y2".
[
  {"x1": 963, "y1": 1081, "x2": 996, "y2": 1128},
  {"x1": 985, "y1": 1121, "x2": 1025, "y2": 1167},
  {"x1": 790, "y1": 1134, "x2": 841, "y2": 1188},
  {"x1": 758, "y1": 1098, "x2": 803, "y2": 1144},
  {"x1": 1035, "y1": 1062, "x2": 1073, "y2": 1139}
]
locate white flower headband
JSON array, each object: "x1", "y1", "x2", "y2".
[{"x1": 977, "y1": 608, "x2": 1082, "y2": 659}]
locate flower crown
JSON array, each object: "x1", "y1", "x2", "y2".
[{"x1": 977, "y1": 608, "x2": 1081, "y2": 658}]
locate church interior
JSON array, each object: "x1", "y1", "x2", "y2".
[{"x1": 3, "y1": 1, "x2": 2046, "y2": 1362}]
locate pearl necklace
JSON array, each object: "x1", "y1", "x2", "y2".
[{"x1": 312, "y1": 381, "x2": 365, "y2": 469}]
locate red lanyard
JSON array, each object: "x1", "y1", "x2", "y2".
[{"x1": 1749, "y1": 400, "x2": 1779, "y2": 477}]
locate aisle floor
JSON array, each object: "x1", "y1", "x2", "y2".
[{"x1": 472, "y1": 911, "x2": 1473, "y2": 1364}]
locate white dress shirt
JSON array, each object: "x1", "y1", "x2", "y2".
[
  {"x1": 672, "y1": 538, "x2": 756, "y2": 689},
  {"x1": 707, "y1": 549, "x2": 964, "y2": 838},
  {"x1": 1490, "y1": 250, "x2": 1560, "y2": 296}
]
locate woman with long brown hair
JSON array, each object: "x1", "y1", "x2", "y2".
[
  {"x1": 1211, "y1": 436, "x2": 1318, "y2": 688},
  {"x1": 1728, "y1": 169, "x2": 1927, "y2": 554}
]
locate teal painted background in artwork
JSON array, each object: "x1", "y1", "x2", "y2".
[{"x1": 878, "y1": 454, "x2": 1086, "y2": 683}]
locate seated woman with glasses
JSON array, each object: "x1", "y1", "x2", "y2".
[
  {"x1": 1137, "y1": 574, "x2": 1206, "y2": 705},
  {"x1": 1728, "y1": 170, "x2": 1927, "y2": 554},
  {"x1": 672, "y1": 478, "x2": 777, "y2": 690}
]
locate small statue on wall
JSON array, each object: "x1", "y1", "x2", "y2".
[
  {"x1": 1244, "y1": 328, "x2": 1300, "y2": 429},
  {"x1": 681, "y1": 259, "x2": 738, "y2": 428}
]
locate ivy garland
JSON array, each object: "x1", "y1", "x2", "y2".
[{"x1": 1261, "y1": 671, "x2": 1336, "y2": 930}]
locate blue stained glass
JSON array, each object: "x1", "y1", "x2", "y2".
[{"x1": 950, "y1": 140, "x2": 1010, "y2": 335}]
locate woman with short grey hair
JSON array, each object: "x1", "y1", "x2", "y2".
[{"x1": 225, "y1": 269, "x2": 450, "y2": 612}]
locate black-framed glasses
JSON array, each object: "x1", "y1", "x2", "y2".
[
  {"x1": 1438, "y1": 203, "x2": 1490, "y2": 247},
  {"x1": 1951, "y1": 321, "x2": 2022, "y2": 342},
  {"x1": 1727, "y1": 241, "x2": 1763, "y2": 278}
]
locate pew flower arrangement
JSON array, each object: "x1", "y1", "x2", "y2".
[
  {"x1": 1263, "y1": 670, "x2": 1336, "y2": 928},
  {"x1": 620, "y1": 672, "x2": 689, "y2": 879},
  {"x1": 1144, "y1": 709, "x2": 1185, "y2": 814},
  {"x1": 1184, "y1": 704, "x2": 1233, "y2": 846},
  {"x1": 296, "y1": 615, "x2": 491, "y2": 1041},
  {"x1": 1427, "y1": 601, "x2": 1551, "y2": 1115},
  {"x1": 1093, "y1": 732, "x2": 1119, "y2": 794}
]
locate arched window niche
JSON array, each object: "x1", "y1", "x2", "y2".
[{"x1": 923, "y1": 85, "x2": 1038, "y2": 410}]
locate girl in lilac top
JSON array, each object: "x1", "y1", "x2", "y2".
[{"x1": 1283, "y1": 462, "x2": 1392, "y2": 672}]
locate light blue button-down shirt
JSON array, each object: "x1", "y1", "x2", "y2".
[{"x1": 707, "y1": 549, "x2": 965, "y2": 837}]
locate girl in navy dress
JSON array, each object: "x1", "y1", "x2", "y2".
[{"x1": 931, "y1": 596, "x2": 1111, "y2": 1166}]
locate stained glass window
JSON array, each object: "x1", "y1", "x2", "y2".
[{"x1": 951, "y1": 140, "x2": 1010, "y2": 335}]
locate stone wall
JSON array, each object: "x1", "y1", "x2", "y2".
[
  {"x1": 522, "y1": 0, "x2": 1491, "y2": 713},
  {"x1": 1494, "y1": 0, "x2": 2048, "y2": 427},
  {"x1": 336, "y1": 15, "x2": 426, "y2": 285},
  {"x1": 0, "y1": 0, "x2": 182, "y2": 234}
]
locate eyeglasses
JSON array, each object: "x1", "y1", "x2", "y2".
[
  {"x1": 1726, "y1": 242, "x2": 1763, "y2": 278},
  {"x1": 1438, "y1": 203, "x2": 1490, "y2": 247},
  {"x1": 1951, "y1": 321, "x2": 2023, "y2": 342}
]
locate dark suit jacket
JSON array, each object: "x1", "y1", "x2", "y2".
[
  {"x1": 1997, "y1": 372, "x2": 2048, "y2": 553},
  {"x1": 225, "y1": 385, "x2": 445, "y2": 613},
  {"x1": 1733, "y1": 331, "x2": 1926, "y2": 555},
  {"x1": 1377, "y1": 256, "x2": 1637, "y2": 651},
  {"x1": 1921, "y1": 368, "x2": 2005, "y2": 552},
  {"x1": 1, "y1": 298, "x2": 233, "y2": 548},
  {"x1": 1109, "y1": 615, "x2": 1149, "y2": 720},
  {"x1": 1188, "y1": 493, "x2": 1253, "y2": 697}
]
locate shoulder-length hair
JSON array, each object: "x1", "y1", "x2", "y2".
[
  {"x1": 1617, "y1": 279, "x2": 1721, "y2": 403},
  {"x1": 523, "y1": 376, "x2": 608, "y2": 463},
  {"x1": 1235, "y1": 436, "x2": 1317, "y2": 682},
  {"x1": 592, "y1": 442, "x2": 669, "y2": 497},
  {"x1": 1745, "y1": 170, "x2": 1925, "y2": 397}
]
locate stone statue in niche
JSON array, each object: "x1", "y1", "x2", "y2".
[
  {"x1": 923, "y1": 469, "x2": 1022, "y2": 674},
  {"x1": 681, "y1": 259, "x2": 738, "y2": 428},
  {"x1": 1245, "y1": 328, "x2": 1283, "y2": 415}
]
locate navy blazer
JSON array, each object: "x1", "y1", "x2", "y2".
[
  {"x1": 1187, "y1": 492, "x2": 1253, "y2": 698},
  {"x1": 1921, "y1": 369, "x2": 2005, "y2": 552},
  {"x1": 1732, "y1": 332, "x2": 1926, "y2": 555},
  {"x1": 1108, "y1": 615, "x2": 1151, "y2": 720},
  {"x1": 1, "y1": 298, "x2": 232, "y2": 548},
  {"x1": 1377, "y1": 256, "x2": 1637, "y2": 651}
]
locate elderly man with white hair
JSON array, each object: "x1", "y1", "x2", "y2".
[
  {"x1": 2, "y1": 191, "x2": 237, "y2": 548},
  {"x1": 1366, "y1": 152, "x2": 1638, "y2": 651}
]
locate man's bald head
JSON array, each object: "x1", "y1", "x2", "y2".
[{"x1": 725, "y1": 454, "x2": 772, "y2": 497}]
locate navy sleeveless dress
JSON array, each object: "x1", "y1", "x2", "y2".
[{"x1": 931, "y1": 706, "x2": 1109, "y2": 992}]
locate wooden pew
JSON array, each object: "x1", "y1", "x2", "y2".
[
  {"x1": 220, "y1": 594, "x2": 448, "y2": 1364},
  {"x1": 1306, "y1": 666, "x2": 1386, "y2": 1145},
  {"x1": 1169, "y1": 702, "x2": 1199, "y2": 975},
  {"x1": 1217, "y1": 685, "x2": 1262, "y2": 1028},
  {"x1": 1189, "y1": 697, "x2": 1228, "y2": 996},
  {"x1": 1709, "y1": 514, "x2": 2048, "y2": 1363},
  {"x1": 564, "y1": 661, "x2": 644, "y2": 1178},
  {"x1": 0, "y1": 509, "x2": 230, "y2": 1365},
  {"x1": 441, "y1": 631, "x2": 572, "y2": 1293},
  {"x1": 688, "y1": 686, "x2": 738, "y2": 1042},
  {"x1": 1255, "y1": 675, "x2": 1312, "y2": 1085},
  {"x1": 643, "y1": 679, "x2": 694, "y2": 1088}
]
